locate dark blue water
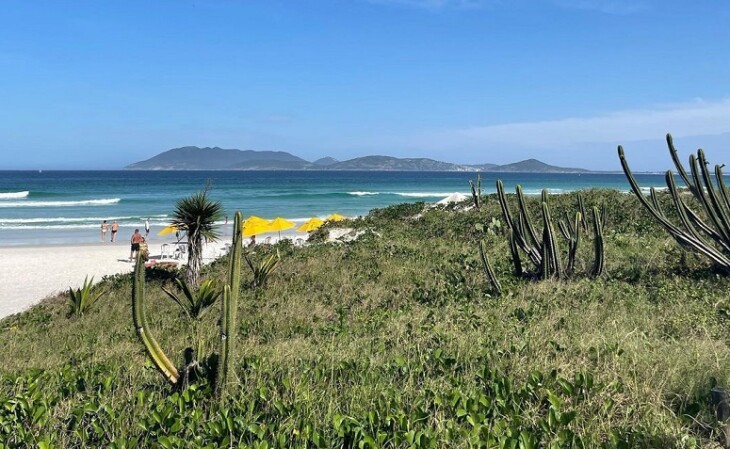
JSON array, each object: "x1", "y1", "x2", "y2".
[{"x1": 0, "y1": 170, "x2": 663, "y2": 246}]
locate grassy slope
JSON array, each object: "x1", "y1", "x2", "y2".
[{"x1": 1, "y1": 190, "x2": 729, "y2": 448}]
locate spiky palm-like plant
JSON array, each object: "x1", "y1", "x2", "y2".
[{"x1": 171, "y1": 189, "x2": 224, "y2": 286}]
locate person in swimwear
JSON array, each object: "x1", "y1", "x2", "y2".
[
  {"x1": 111, "y1": 221, "x2": 119, "y2": 242},
  {"x1": 101, "y1": 220, "x2": 108, "y2": 242},
  {"x1": 130, "y1": 229, "x2": 143, "y2": 261}
]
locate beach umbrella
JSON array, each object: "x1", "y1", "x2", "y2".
[
  {"x1": 242, "y1": 216, "x2": 272, "y2": 237},
  {"x1": 267, "y1": 217, "x2": 295, "y2": 239},
  {"x1": 158, "y1": 224, "x2": 181, "y2": 236},
  {"x1": 297, "y1": 217, "x2": 324, "y2": 232},
  {"x1": 326, "y1": 213, "x2": 346, "y2": 222}
]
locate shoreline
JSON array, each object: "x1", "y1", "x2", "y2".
[{"x1": 0, "y1": 230, "x2": 314, "y2": 320}]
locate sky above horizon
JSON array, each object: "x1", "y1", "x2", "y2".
[{"x1": 2, "y1": 0, "x2": 730, "y2": 171}]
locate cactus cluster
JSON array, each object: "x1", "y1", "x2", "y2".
[
  {"x1": 492, "y1": 180, "x2": 604, "y2": 280},
  {"x1": 619, "y1": 133, "x2": 730, "y2": 273},
  {"x1": 131, "y1": 211, "x2": 243, "y2": 397}
]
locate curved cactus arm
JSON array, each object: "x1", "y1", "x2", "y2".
[
  {"x1": 132, "y1": 255, "x2": 179, "y2": 385},
  {"x1": 666, "y1": 133, "x2": 700, "y2": 195},
  {"x1": 666, "y1": 171, "x2": 705, "y2": 244},
  {"x1": 697, "y1": 149, "x2": 730, "y2": 243},
  {"x1": 558, "y1": 219, "x2": 571, "y2": 241},
  {"x1": 479, "y1": 241, "x2": 502, "y2": 296},
  {"x1": 591, "y1": 207, "x2": 605, "y2": 277},
  {"x1": 715, "y1": 164, "x2": 730, "y2": 216},
  {"x1": 216, "y1": 211, "x2": 242, "y2": 398},
  {"x1": 619, "y1": 146, "x2": 692, "y2": 233},
  {"x1": 688, "y1": 154, "x2": 730, "y2": 243},
  {"x1": 516, "y1": 185, "x2": 541, "y2": 248},
  {"x1": 496, "y1": 180, "x2": 514, "y2": 230},
  {"x1": 516, "y1": 214, "x2": 542, "y2": 266}
]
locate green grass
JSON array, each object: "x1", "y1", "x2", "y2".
[{"x1": 1, "y1": 189, "x2": 729, "y2": 448}]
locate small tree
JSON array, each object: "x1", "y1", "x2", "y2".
[{"x1": 171, "y1": 189, "x2": 224, "y2": 286}]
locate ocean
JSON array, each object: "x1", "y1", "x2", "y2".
[{"x1": 0, "y1": 170, "x2": 667, "y2": 246}]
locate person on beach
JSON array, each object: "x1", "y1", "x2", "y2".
[
  {"x1": 110, "y1": 221, "x2": 119, "y2": 242},
  {"x1": 144, "y1": 218, "x2": 150, "y2": 237},
  {"x1": 130, "y1": 229, "x2": 143, "y2": 261},
  {"x1": 248, "y1": 235, "x2": 256, "y2": 248},
  {"x1": 101, "y1": 220, "x2": 108, "y2": 242}
]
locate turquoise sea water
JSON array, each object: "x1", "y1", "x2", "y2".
[{"x1": 0, "y1": 170, "x2": 667, "y2": 246}]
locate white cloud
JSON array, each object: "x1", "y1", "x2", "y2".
[{"x1": 419, "y1": 98, "x2": 730, "y2": 150}]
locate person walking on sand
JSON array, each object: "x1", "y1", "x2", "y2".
[
  {"x1": 101, "y1": 220, "x2": 108, "y2": 242},
  {"x1": 130, "y1": 229, "x2": 143, "y2": 261},
  {"x1": 110, "y1": 221, "x2": 119, "y2": 242},
  {"x1": 144, "y1": 218, "x2": 150, "y2": 237}
]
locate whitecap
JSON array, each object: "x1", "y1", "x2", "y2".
[{"x1": 0, "y1": 191, "x2": 30, "y2": 200}]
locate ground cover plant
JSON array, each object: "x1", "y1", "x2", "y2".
[{"x1": 1, "y1": 189, "x2": 729, "y2": 448}]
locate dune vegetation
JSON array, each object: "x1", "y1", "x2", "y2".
[{"x1": 1, "y1": 185, "x2": 729, "y2": 448}]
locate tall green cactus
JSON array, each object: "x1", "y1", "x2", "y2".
[
  {"x1": 619, "y1": 134, "x2": 730, "y2": 272},
  {"x1": 132, "y1": 255, "x2": 180, "y2": 386},
  {"x1": 216, "y1": 211, "x2": 242, "y2": 398},
  {"x1": 469, "y1": 174, "x2": 482, "y2": 209},
  {"x1": 591, "y1": 206, "x2": 605, "y2": 276},
  {"x1": 541, "y1": 200, "x2": 562, "y2": 279}
]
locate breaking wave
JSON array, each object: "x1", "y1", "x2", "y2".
[
  {"x1": 0, "y1": 198, "x2": 121, "y2": 208},
  {"x1": 0, "y1": 191, "x2": 30, "y2": 200}
]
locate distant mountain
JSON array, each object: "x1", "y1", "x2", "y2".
[
  {"x1": 327, "y1": 156, "x2": 460, "y2": 171},
  {"x1": 126, "y1": 147, "x2": 590, "y2": 172},
  {"x1": 480, "y1": 159, "x2": 589, "y2": 173},
  {"x1": 312, "y1": 157, "x2": 339, "y2": 166},
  {"x1": 126, "y1": 146, "x2": 311, "y2": 170}
]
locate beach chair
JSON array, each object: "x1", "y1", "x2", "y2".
[
  {"x1": 174, "y1": 243, "x2": 187, "y2": 260},
  {"x1": 263, "y1": 236, "x2": 272, "y2": 245},
  {"x1": 295, "y1": 238, "x2": 305, "y2": 246}
]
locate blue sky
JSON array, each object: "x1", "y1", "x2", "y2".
[{"x1": 1, "y1": 0, "x2": 729, "y2": 170}]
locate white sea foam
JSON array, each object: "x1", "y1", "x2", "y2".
[
  {"x1": 0, "y1": 214, "x2": 168, "y2": 224},
  {"x1": 0, "y1": 198, "x2": 121, "y2": 208},
  {"x1": 0, "y1": 191, "x2": 30, "y2": 200},
  {"x1": 394, "y1": 192, "x2": 462, "y2": 198},
  {"x1": 639, "y1": 186, "x2": 669, "y2": 194},
  {"x1": 348, "y1": 191, "x2": 378, "y2": 196}
]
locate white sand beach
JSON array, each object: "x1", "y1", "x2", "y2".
[
  {"x1": 0, "y1": 231, "x2": 320, "y2": 320},
  {"x1": 0, "y1": 238, "x2": 234, "y2": 320}
]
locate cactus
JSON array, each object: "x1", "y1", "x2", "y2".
[
  {"x1": 479, "y1": 241, "x2": 502, "y2": 296},
  {"x1": 558, "y1": 212, "x2": 582, "y2": 274},
  {"x1": 541, "y1": 200, "x2": 562, "y2": 279},
  {"x1": 496, "y1": 179, "x2": 605, "y2": 280},
  {"x1": 216, "y1": 211, "x2": 242, "y2": 398},
  {"x1": 469, "y1": 174, "x2": 482, "y2": 209},
  {"x1": 132, "y1": 255, "x2": 180, "y2": 386},
  {"x1": 591, "y1": 206, "x2": 604, "y2": 276},
  {"x1": 577, "y1": 192, "x2": 588, "y2": 232},
  {"x1": 618, "y1": 134, "x2": 730, "y2": 272}
]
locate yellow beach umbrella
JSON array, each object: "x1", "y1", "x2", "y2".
[
  {"x1": 157, "y1": 224, "x2": 181, "y2": 236},
  {"x1": 242, "y1": 216, "x2": 271, "y2": 237},
  {"x1": 297, "y1": 217, "x2": 324, "y2": 232},
  {"x1": 268, "y1": 217, "x2": 295, "y2": 232},
  {"x1": 326, "y1": 213, "x2": 346, "y2": 222},
  {"x1": 267, "y1": 217, "x2": 295, "y2": 239}
]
